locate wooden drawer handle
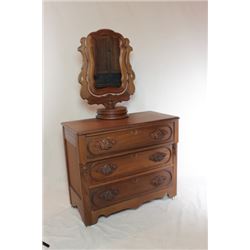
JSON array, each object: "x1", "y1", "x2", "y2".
[
  {"x1": 96, "y1": 163, "x2": 117, "y2": 176},
  {"x1": 98, "y1": 188, "x2": 119, "y2": 201},
  {"x1": 150, "y1": 128, "x2": 168, "y2": 140},
  {"x1": 95, "y1": 137, "x2": 116, "y2": 150},
  {"x1": 149, "y1": 152, "x2": 166, "y2": 162},
  {"x1": 151, "y1": 175, "x2": 166, "y2": 187}
]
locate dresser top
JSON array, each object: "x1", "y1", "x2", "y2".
[{"x1": 62, "y1": 111, "x2": 179, "y2": 135}]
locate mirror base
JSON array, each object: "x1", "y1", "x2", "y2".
[{"x1": 96, "y1": 106, "x2": 128, "y2": 120}]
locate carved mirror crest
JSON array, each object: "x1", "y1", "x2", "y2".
[{"x1": 78, "y1": 29, "x2": 135, "y2": 119}]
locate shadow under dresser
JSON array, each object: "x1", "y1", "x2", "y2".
[{"x1": 62, "y1": 111, "x2": 179, "y2": 226}]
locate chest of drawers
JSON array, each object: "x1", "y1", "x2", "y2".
[{"x1": 62, "y1": 111, "x2": 179, "y2": 226}]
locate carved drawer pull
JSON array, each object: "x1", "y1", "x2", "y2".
[
  {"x1": 99, "y1": 188, "x2": 119, "y2": 201},
  {"x1": 150, "y1": 128, "x2": 168, "y2": 140},
  {"x1": 151, "y1": 175, "x2": 166, "y2": 187},
  {"x1": 95, "y1": 137, "x2": 116, "y2": 150},
  {"x1": 149, "y1": 152, "x2": 166, "y2": 162},
  {"x1": 96, "y1": 163, "x2": 117, "y2": 175}
]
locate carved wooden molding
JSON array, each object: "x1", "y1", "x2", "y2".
[
  {"x1": 98, "y1": 188, "x2": 119, "y2": 201},
  {"x1": 151, "y1": 175, "x2": 166, "y2": 187},
  {"x1": 150, "y1": 128, "x2": 168, "y2": 140},
  {"x1": 95, "y1": 137, "x2": 116, "y2": 151},
  {"x1": 96, "y1": 163, "x2": 118, "y2": 176},
  {"x1": 149, "y1": 152, "x2": 166, "y2": 162},
  {"x1": 150, "y1": 126, "x2": 172, "y2": 141}
]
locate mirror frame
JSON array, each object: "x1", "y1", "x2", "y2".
[{"x1": 78, "y1": 29, "x2": 135, "y2": 110}]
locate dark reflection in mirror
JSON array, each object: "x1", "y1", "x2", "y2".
[{"x1": 93, "y1": 35, "x2": 122, "y2": 89}]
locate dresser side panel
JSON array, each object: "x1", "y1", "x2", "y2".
[
  {"x1": 65, "y1": 141, "x2": 82, "y2": 197},
  {"x1": 79, "y1": 134, "x2": 87, "y2": 164}
]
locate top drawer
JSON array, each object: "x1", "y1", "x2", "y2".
[{"x1": 81, "y1": 121, "x2": 177, "y2": 159}]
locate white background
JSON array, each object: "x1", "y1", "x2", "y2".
[
  {"x1": 1, "y1": 0, "x2": 250, "y2": 250},
  {"x1": 42, "y1": 2, "x2": 208, "y2": 249},
  {"x1": 43, "y1": 1, "x2": 207, "y2": 222}
]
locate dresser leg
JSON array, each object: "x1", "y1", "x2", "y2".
[
  {"x1": 90, "y1": 215, "x2": 98, "y2": 226},
  {"x1": 167, "y1": 189, "x2": 177, "y2": 199},
  {"x1": 71, "y1": 201, "x2": 77, "y2": 208},
  {"x1": 80, "y1": 213, "x2": 98, "y2": 226},
  {"x1": 69, "y1": 187, "x2": 78, "y2": 208}
]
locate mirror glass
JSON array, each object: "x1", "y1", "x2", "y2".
[{"x1": 93, "y1": 35, "x2": 122, "y2": 89}]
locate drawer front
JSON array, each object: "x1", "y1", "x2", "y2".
[
  {"x1": 86, "y1": 145, "x2": 173, "y2": 184},
  {"x1": 90, "y1": 168, "x2": 173, "y2": 210},
  {"x1": 85, "y1": 122, "x2": 175, "y2": 158}
]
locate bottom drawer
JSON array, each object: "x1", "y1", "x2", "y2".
[{"x1": 90, "y1": 168, "x2": 173, "y2": 210}]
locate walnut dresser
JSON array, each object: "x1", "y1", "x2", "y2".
[{"x1": 62, "y1": 111, "x2": 179, "y2": 226}]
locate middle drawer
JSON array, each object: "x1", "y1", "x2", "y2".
[{"x1": 84, "y1": 145, "x2": 173, "y2": 186}]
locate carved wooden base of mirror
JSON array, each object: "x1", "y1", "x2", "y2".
[{"x1": 96, "y1": 106, "x2": 128, "y2": 120}]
